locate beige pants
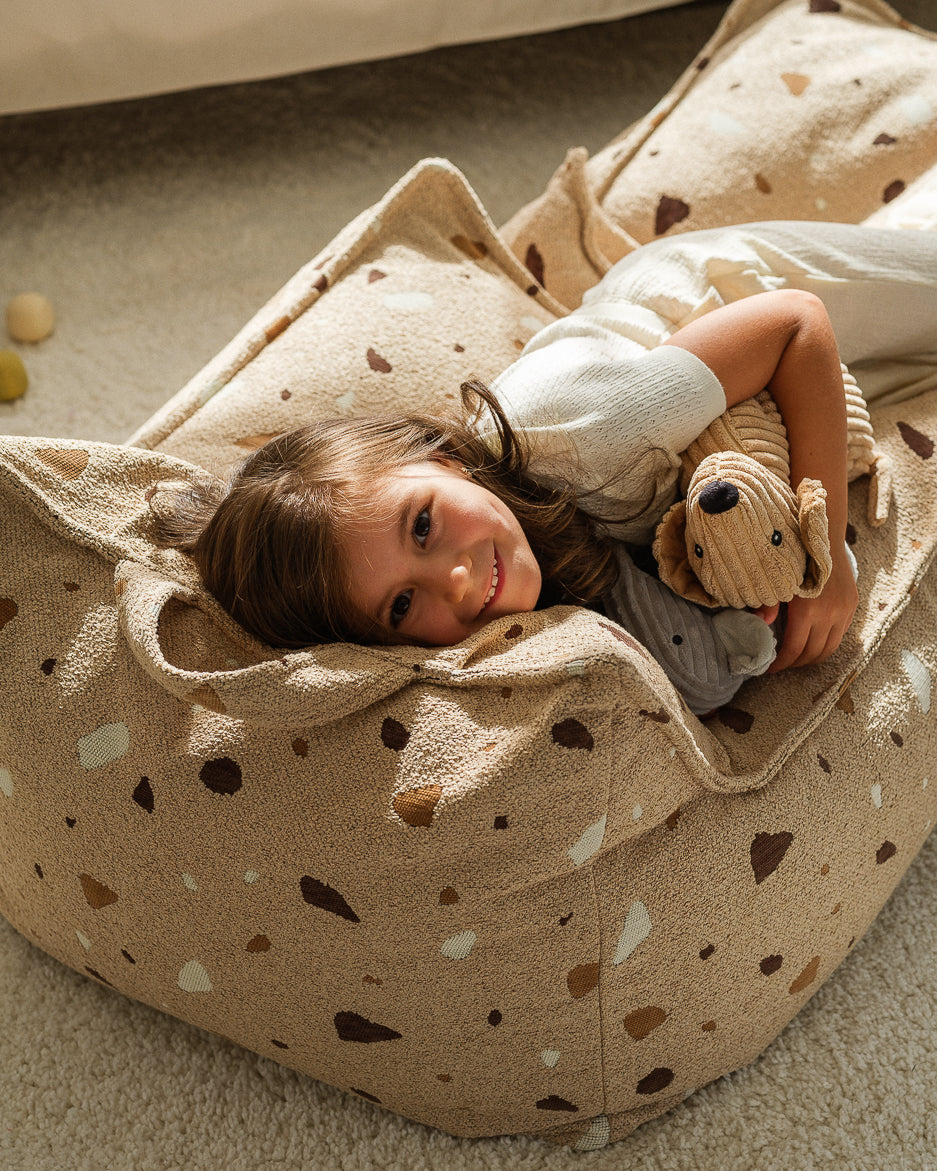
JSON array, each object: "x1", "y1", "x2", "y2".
[{"x1": 590, "y1": 221, "x2": 937, "y2": 406}]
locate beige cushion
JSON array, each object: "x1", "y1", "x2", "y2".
[
  {"x1": 128, "y1": 158, "x2": 565, "y2": 474},
  {"x1": 500, "y1": 0, "x2": 937, "y2": 309},
  {"x1": 3, "y1": 151, "x2": 937, "y2": 1150}
]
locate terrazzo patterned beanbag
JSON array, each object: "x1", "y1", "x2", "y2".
[
  {"x1": 2, "y1": 148, "x2": 937, "y2": 1150},
  {"x1": 500, "y1": 0, "x2": 937, "y2": 309}
]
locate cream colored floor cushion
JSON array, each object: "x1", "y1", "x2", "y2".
[
  {"x1": 500, "y1": 0, "x2": 937, "y2": 309},
  {"x1": 3, "y1": 149, "x2": 937, "y2": 1151}
]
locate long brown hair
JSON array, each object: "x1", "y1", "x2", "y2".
[{"x1": 152, "y1": 380, "x2": 622, "y2": 648}]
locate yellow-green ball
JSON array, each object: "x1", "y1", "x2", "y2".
[
  {"x1": 6, "y1": 293, "x2": 55, "y2": 343},
  {"x1": 0, "y1": 350, "x2": 28, "y2": 401}
]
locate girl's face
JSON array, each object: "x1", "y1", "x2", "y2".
[{"x1": 342, "y1": 459, "x2": 542, "y2": 646}]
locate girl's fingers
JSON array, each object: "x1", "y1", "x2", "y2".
[
  {"x1": 771, "y1": 617, "x2": 845, "y2": 672},
  {"x1": 754, "y1": 602, "x2": 780, "y2": 625},
  {"x1": 770, "y1": 612, "x2": 835, "y2": 672}
]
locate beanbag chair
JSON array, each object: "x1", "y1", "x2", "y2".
[{"x1": 3, "y1": 0, "x2": 937, "y2": 1152}]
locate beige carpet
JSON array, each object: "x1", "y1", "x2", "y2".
[{"x1": 2, "y1": 2, "x2": 937, "y2": 1167}]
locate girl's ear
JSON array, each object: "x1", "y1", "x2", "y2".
[
  {"x1": 795, "y1": 478, "x2": 833, "y2": 597},
  {"x1": 653, "y1": 500, "x2": 720, "y2": 607}
]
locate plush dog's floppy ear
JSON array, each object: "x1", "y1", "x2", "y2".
[
  {"x1": 653, "y1": 499, "x2": 722, "y2": 607},
  {"x1": 795, "y1": 477, "x2": 833, "y2": 598}
]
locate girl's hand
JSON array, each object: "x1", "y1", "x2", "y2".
[{"x1": 767, "y1": 549, "x2": 858, "y2": 673}]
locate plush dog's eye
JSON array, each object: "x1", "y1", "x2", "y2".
[
  {"x1": 694, "y1": 544, "x2": 703, "y2": 559},
  {"x1": 771, "y1": 530, "x2": 783, "y2": 546}
]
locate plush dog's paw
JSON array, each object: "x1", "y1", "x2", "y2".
[{"x1": 712, "y1": 608, "x2": 777, "y2": 676}]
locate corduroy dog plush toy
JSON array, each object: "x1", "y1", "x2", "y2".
[{"x1": 652, "y1": 364, "x2": 891, "y2": 610}]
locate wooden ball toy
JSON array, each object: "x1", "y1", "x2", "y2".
[
  {"x1": 0, "y1": 350, "x2": 28, "y2": 401},
  {"x1": 6, "y1": 292, "x2": 55, "y2": 343}
]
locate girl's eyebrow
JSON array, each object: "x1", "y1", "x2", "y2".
[{"x1": 395, "y1": 498, "x2": 413, "y2": 547}]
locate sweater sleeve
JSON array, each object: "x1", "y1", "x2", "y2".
[{"x1": 486, "y1": 326, "x2": 727, "y2": 544}]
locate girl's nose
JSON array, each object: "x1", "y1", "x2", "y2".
[{"x1": 428, "y1": 554, "x2": 471, "y2": 603}]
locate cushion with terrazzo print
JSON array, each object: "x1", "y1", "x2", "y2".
[
  {"x1": 127, "y1": 158, "x2": 566, "y2": 475},
  {"x1": 499, "y1": 0, "x2": 937, "y2": 309},
  {"x1": 2, "y1": 152, "x2": 937, "y2": 1151}
]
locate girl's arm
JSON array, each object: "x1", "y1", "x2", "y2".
[{"x1": 661, "y1": 288, "x2": 856, "y2": 673}]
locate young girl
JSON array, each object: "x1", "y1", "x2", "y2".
[{"x1": 154, "y1": 221, "x2": 937, "y2": 714}]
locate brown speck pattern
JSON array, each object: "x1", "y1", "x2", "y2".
[
  {"x1": 898, "y1": 421, "x2": 934, "y2": 459},
  {"x1": 300, "y1": 876, "x2": 361, "y2": 923},
  {"x1": 655, "y1": 195, "x2": 690, "y2": 236},
  {"x1": 393, "y1": 784, "x2": 442, "y2": 827},
  {"x1": 883, "y1": 179, "x2": 906, "y2": 203},
  {"x1": 0, "y1": 598, "x2": 19, "y2": 632},
  {"x1": 132, "y1": 777, "x2": 155, "y2": 813},
  {"x1": 525, "y1": 243, "x2": 545, "y2": 286},
  {"x1": 366, "y1": 347, "x2": 392, "y2": 374},
  {"x1": 264, "y1": 316, "x2": 290, "y2": 343},
  {"x1": 567, "y1": 963, "x2": 600, "y2": 999},
  {"x1": 200, "y1": 757, "x2": 242, "y2": 795},
  {"x1": 551, "y1": 719, "x2": 594, "y2": 751},
  {"x1": 624, "y1": 1006, "x2": 667, "y2": 1040},
  {"x1": 381, "y1": 718, "x2": 409, "y2": 750},
  {"x1": 751, "y1": 832, "x2": 794, "y2": 884},
  {"x1": 80, "y1": 874, "x2": 119, "y2": 909},
  {"x1": 636, "y1": 1068, "x2": 674, "y2": 1096},
  {"x1": 36, "y1": 448, "x2": 90, "y2": 480},
  {"x1": 789, "y1": 956, "x2": 821, "y2": 995},
  {"x1": 334, "y1": 1012, "x2": 402, "y2": 1043},
  {"x1": 450, "y1": 235, "x2": 488, "y2": 260},
  {"x1": 537, "y1": 1095, "x2": 578, "y2": 1112}
]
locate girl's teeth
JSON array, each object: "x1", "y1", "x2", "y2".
[{"x1": 484, "y1": 558, "x2": 498, "y2": 605}]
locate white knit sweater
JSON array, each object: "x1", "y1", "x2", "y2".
[{"x1": 487, "y1": 292, "x2": 726, "y2": 545}]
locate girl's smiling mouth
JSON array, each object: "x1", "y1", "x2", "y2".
[{"x1": 480, "y1": 550, "x2": 503, "y2": 614}]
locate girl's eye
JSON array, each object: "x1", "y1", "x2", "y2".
[
  {"x1": 390, "y1": 592, "x2": 412, "y2": 626},
  {"x1": 414, "y1": 508, "x2": 431, "y2": 545}
]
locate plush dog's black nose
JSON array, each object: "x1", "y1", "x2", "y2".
[{"x1": 698, "y1": 480, "x2": 739, "y2": 515}]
